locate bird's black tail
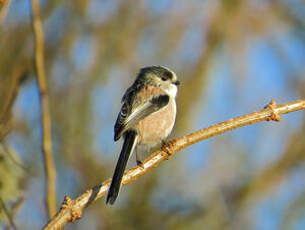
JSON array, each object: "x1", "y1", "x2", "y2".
[{"x1": 106, "y1": 130, "x2": 138, "y2": 205}]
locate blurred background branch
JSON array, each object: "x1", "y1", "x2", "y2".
[
  {"x1": 0, "y1": 197, "x2": 17, "y2": 230},
  {"x1": 30, "y1": 0, "x2": 56, "y2": 218}
]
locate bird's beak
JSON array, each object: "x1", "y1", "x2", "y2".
[{"x1": 174, "y1": 80, "x2": 180, "y2": 86}]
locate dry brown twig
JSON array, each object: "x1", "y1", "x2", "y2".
[
  {"x1": 30, "y1": 0, "x2": 57, "y2": 219},
  {"x1": 43, "y1": 99, "x2": 305, "y2": 230}
]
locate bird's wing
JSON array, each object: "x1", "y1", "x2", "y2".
[{"x1": 114, "y1": 94, "x2": 170, "y2": 141}]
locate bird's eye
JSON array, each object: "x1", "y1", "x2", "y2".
[{"x1": 161, "y1": 71, "x2": 172, "y2": 81}]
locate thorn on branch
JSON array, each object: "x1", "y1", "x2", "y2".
[{"x1": 265, "y1": 100, "x2": 281, "y2": 122}]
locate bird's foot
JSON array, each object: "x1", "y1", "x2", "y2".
[{"x1": 161, "y1": 139, "x2": 177, "y2": 159}]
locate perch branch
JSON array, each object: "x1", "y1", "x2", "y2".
[
  {"x1": 43, "y1": 99, "x2": 305, "y2": 230},
  {"x1": 30, "y1": 0, "x2": 56, "y2": 218}
]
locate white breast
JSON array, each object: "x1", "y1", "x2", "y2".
[{"x1": 165, "y1": 84, "x2": 178, "y2": 98}]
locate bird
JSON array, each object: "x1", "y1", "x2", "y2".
[{"x1": 106, "y1": 66, "x2": 180, "y2": 205}]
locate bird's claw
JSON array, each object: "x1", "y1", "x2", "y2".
[{"x1": 161, "y1": 139, "x2": 177, "y2": 159}]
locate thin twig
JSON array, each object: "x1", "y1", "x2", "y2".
[
  {"x1": 30, "y1": 0, "x2": 56, "y2": 218},
  {"x1": 2, "y1": 144, "x2": 29, "y2": 173},
  {"x1": 0, "y1": 68, "x2": 25, "y2": 141},
  {"x1": 43, "y1": 99, "x2": 305, "y2": 230},
  {"x1": 0, "y1": 118, "x2": 12, "y2": 142},
  {"x1": 0, "y1": 197, "x2": 17, "y2": 230},
  {"x1": 4, "y1": 197, "x2": 24, "y2": 230}
]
